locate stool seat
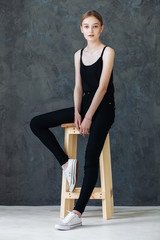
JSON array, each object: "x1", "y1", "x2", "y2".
[
  {"x1": 60, "y1": 122, "x2": 114, "y2": 220},
  {"x1": 61, "y1": 123, "x2": 76, "y2": 128}
]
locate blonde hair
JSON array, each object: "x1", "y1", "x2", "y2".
[{"x1": 81, "y1": 10, "x2": 103, "y2": 26}]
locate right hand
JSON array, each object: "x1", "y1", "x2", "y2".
[{"x1": 74, "y1": 111, "x2": 82, "y2": 132}]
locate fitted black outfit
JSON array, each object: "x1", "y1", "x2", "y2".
[{"x1": 30, "y1": 45, "x2": 115, "y2": 214}]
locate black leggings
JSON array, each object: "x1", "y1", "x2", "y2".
[{"x1": 30, "y1": 91, "x2": 115, "y2": 214}]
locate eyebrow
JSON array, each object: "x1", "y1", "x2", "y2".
[{"x1": 83, "y1": 23, "x2": 99, "y2": 25}]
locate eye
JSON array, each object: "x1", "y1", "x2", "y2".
[
  {"x1": 84, "y1": 26, "x2": 88, "y2": 28},
  {"x1": 93, "y1": 25, "x2": 98, "y2": 28}
]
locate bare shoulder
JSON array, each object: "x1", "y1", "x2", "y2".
[
  {"x1": 104, "y1": 46, "x2": 115, "y2": 56},
  {"x1": 102, "y1": 46, "x2": 115, "y2": 64},
  {"x1": 74, "y1": 49, "x2": 81, "y2": 62}
]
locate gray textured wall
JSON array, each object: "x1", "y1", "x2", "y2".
[{"x1": 0, "y1": 0, "x2": 160, "y2": 206}]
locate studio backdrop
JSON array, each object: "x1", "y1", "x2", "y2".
[{"x1": 0, "y1": 0, "x2": 159, "y2": 206}]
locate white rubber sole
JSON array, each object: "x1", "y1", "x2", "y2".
[
  {"x1": 55, "y1": 222, "x2": 82, "y2": 230},
  {"x1": 69, "y1": 159, "x2": 79, "y2": 192}
]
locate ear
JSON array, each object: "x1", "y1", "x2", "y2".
[
  {"x1": 101, "y1": 25, "x2": 104, "y2": 33},
  {"x1": 80, "y1": 25, "x2": 83, "y2": 33}
]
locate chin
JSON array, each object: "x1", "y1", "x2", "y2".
[{"x1": 87, "y1": 37, "x2": 98, "y2": 41}]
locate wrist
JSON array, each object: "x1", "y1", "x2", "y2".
[
  {"x1": 74, "y1": 108, "x2": 80, "y2": 115},
  {"x1": 85, "y1": 116, "x2": 92, "y2": 121}
]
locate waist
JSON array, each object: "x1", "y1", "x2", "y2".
[
  {"x1": 83, "y1": 89, "x2": 114, "y2": 97},
  {"x1": 83, "y1": 90, "x2": 97, "y2": 96}
]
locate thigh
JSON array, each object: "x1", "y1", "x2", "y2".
[
  {"x1": 84, "y1": 101, "x2": 115, "y2": 168},
  {"x1": 31, "y1": 106, "x2": 74, "y2": 128}
]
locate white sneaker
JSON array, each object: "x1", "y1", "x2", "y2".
[
  {"x1": 63, "y1": 159, "x2": 78, "y2": 192},
  {"x1": 55, "y1": 210, "x2": 82, "y2": 230}
]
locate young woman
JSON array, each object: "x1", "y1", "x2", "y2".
[{"x1": 30, "y1": 10, "x2": 115, "y2": 230}]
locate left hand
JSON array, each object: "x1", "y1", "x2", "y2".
[{"x1": 79, "y1": 117, "x2": 92, "y2": 137}]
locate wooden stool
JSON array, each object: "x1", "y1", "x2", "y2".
[{"x1": 60, "y1": 123, "x2": 114, "y2": 220}]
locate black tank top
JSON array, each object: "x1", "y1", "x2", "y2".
[{"x1": 80, "y1": 45, "x2": 115, "y2": 101}]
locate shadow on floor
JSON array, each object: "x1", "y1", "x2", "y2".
[{"x1": 82, "y1": 206, "x2": 160, "y2": 220}]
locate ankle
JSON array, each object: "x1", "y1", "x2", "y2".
[
  {"x1": 62, "y1": 161, "x2": 68, "y2": 170},
  {"x1": 72, "y1": 210, "x2": 82, "y2": 218}
]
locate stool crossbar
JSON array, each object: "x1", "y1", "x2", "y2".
[{"x1": 60, "y1": 123, "x2": 114, "y2": 220}]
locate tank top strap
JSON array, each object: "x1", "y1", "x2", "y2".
[
  {"x1": 80, "y1": 48, "x2": 84, "y2": 61},
  {"x1": 100, "y1": 45, "x2": 107, "y2": 58}
]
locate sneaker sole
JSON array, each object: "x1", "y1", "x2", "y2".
[
  {"x1": 55, "y1": 222, "x2": 82, "y2": 230},
  {"x1": 71, "y1": 159, "x2": 79, "y2": 192}
]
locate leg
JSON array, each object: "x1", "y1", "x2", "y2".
[
  {"x1": 30, "y1": 107, "x2": 74, "y2": 166},
  {"x1": 73, "y1": 102, "x2": 115, "y2": 214}
]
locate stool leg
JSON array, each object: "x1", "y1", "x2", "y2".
[
  {"x1": 60, "y1": 128, "x2": 78, "y2": 218},
  {"x1": 109, "y1": 135, "x2": 114, "y2": 214},
  {"x1": 100, "y1": 133, "x2": 113, "y2": 219}
]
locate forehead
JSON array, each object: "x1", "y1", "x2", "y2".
[{"x1": 82, "y1": 16, "x2": 100, "y2": 25}]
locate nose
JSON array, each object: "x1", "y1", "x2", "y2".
[{"x1": 88, "y1": 26, "x2": 93, "y2": 32}]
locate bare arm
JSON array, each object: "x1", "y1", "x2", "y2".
[
  {"x1": 84, "y1": 47, "x2": 115, "y2": 120},
  {"x1": 73, "y1": 49, "x2": 84, "y2": 133},
  {"x1": 73, "y1": 50, "x2": 83, "y2": 114}
]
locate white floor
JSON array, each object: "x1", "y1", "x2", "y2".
[{"x1": 0, "y1": 206, "x2": 160, "y2": 240}]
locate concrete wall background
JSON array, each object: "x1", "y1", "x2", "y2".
[{"x1": 0, "y1": 0, "x2": 160, "y2": 206}]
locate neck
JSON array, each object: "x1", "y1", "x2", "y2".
[{"x1": 86, "y1": 39, "x2": 102, "y2": 51}]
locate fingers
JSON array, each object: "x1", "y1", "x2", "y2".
[
  {"x1": 80, "y1": 127, "x2": 90, "y2": 137},
  {"x1": 77, "y1": 118, "x2": 90, "y2": 137},
  {"x1": 77, "y1": 119, "x2": 81, "y2": 130},
  {"x1": 75, "y1": 119, "x2": 81, "y2": 131}
]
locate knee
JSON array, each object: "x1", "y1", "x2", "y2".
[{"x1": 30, "y1": 116, "x2": 40, "y2": 133}]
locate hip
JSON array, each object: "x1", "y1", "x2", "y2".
[{"x1": 80, "y1": 90, "x2": 115, "y2": 119}]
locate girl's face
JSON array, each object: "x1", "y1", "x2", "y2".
[{"x1": 80, "y1": 16, "x2": 104, "y2": 42}]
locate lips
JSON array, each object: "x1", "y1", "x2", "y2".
[{"x1": 88, "y1": 35, "x2": 94, "y2": 36}]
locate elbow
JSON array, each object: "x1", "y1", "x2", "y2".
[
  {"x1": 74, "y1": 86, "x2": 83, "y2": 93},
  {"x1": 99, "y1": 86, "x2": 107, "y2": 94}
]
